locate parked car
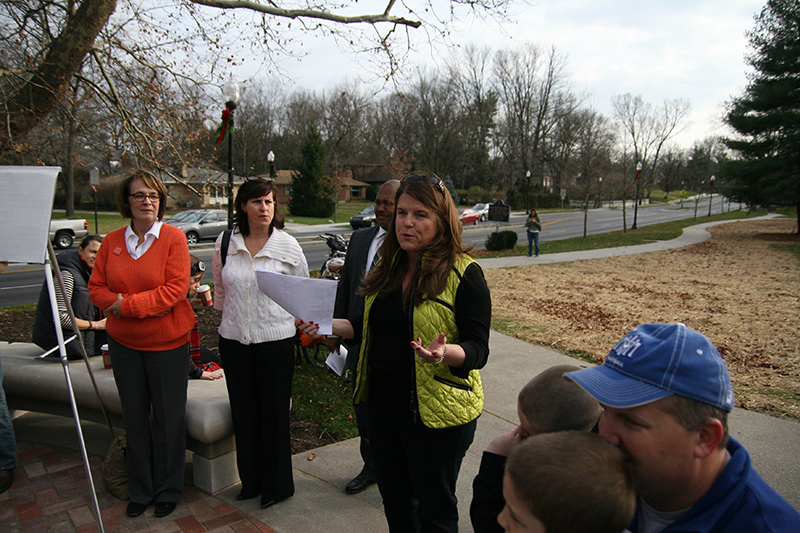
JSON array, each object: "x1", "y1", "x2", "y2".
[
  {"x1": 49, "y1": 219, "x2": 88, "y2": 249},
  {"x1": 165, "y1": 209, "x2": 228, "y2": 245},
  {"x1": 457, "y1": 208, "x2": 480, "y2": 225},
  {"x1": 164, "y1": 210, "x2": 196, "y2": 224},
  {"x1": 350, "y1": 205, "x2": 376, "y2": 229},
  {"x1": 471, "y1": 203, "x2": 491, "y2": 222}
]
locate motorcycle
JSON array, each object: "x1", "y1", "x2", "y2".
[{"x1": 319, "y1": 233, "x2": 348, "y2": 280}]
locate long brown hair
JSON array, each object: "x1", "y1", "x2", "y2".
[{"x1": 361, "y1": 172, "x2": 472, "y2": 306}]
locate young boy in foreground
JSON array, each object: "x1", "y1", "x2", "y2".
[{"x1": 499, "y1": 431, "x2": 635, "y2": 533}]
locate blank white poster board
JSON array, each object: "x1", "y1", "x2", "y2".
[{"x1": 0, "y1": 166, "x2": 60, "y2": 264}]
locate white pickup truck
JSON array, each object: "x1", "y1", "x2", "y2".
[{"x1": 49, "y1": 218, "x2": 89, "y2": 249}]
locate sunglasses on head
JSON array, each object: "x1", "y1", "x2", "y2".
[
  {"x1": 401, "y1": 174, "x2": 445, "y2": 192},
  {"x1": 191, "y1": 260, "x2": 206, "y2": 276}
]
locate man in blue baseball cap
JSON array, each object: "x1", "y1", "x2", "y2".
[{"x1": 566, "y1": 323, "x2": 800, "y2": 533}]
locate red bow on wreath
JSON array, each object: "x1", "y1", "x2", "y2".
[{"x1": 215, "y1": 108, "x2": 230, "y2": 145}]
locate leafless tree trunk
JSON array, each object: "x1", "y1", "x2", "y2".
[{"x1": 0, "y1": 0, "x2": 117, "y2": 156}]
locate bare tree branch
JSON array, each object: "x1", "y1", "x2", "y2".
[{"x1": 189, "y1": 0, "x2": 422, "y2": 28}]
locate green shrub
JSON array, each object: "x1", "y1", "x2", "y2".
[{"x1": 485, "y1": 230, "x2": 518, "y2": 251}]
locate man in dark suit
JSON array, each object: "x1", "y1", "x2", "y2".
[{"x1": 330, "y1": 179, "x2": 400, "y2": 494}]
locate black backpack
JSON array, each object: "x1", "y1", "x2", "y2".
[{"x1": 220, "y1": 229, "x2": 232, "y2": 267}]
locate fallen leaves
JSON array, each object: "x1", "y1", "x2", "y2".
[{"x1": 486, "y1": 218, "x2": 800, "y2": 420}]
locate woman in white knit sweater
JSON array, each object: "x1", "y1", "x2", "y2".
[{"x1": 213, "y1": 178, "x2": 308, "y2": 508}]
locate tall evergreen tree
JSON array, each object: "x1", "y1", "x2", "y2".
[
  {"x1": 289, "y1": 125, "x2": 335, "y2": 218},
  {"x1": 724, "y1": 0, "x2": 800, "y2": 232}
]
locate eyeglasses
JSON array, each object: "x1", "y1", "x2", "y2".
[
  {"x1": 401, "y1": 174, "x2": 445, "y2": 192},
  {"x1": 191, "y1": 260, "x2": 206, "y2": 276},
  {"x1": 129, "y1": 192, "x2": 161, "y2": 203}
]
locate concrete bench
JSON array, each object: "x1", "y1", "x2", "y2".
[{"x1": 0, "y1": 341, "x2": 238, "y2": 494}]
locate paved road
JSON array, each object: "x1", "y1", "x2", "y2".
[{"x1": 0, "y1": 197, "x2": 737, "y2": 307}]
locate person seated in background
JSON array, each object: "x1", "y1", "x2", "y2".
[
  {"x1": 187, "y1": 254, "x2": 222, "y2": 380},
  {"x1": 470, "y1": 364, "x2": 602, "y2": 533},
  {"x1": 498, "y1": 431, "x2": 635, "y2": 533},
  {"x1": 566, "y1": 323, "x2": 800, "y2": 533},
  {"x1": 32, "y1": 234, "x2": 106, "y2": 359}
]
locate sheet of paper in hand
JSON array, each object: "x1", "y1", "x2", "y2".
[{"x1": 255, "y1": 270, "x2": 337, "y2": 335}]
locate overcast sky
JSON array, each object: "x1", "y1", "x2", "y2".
[{"x1": 233, "y1": 0, "x2": 765, "y2": 149}]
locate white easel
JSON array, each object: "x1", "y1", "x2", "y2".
[{"x1": 0, "y1": 166, "x2": 110, "y2": 531}]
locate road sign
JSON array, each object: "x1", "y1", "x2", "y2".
[
  {"x1": 90, "y1": 168, "x2": 99, "y2": 186},
  {"x1": 560, "y1": 188, "x2": 567, "y2": 200},
  {"x1": 488, "y1": 201, "x2": 510, "y2": 223}
]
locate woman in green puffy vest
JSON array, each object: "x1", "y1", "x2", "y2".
[{"x1": 300, "y1": 172, "x2": 492, "y2": 532}]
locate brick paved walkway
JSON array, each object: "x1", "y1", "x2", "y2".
[{"x1": 1, "y1": 440, "x2": 274, "y2": 532}]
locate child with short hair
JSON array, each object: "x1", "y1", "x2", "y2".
[
  {"x1": 471, "y1": 364, "x2": 602, "y2": 532},
  {"x1": 499, "y1": 431, "x2": 635, "y2": 533},
  {"x1": 187, "y1": 254, "x2": 222, "y2": 380}
]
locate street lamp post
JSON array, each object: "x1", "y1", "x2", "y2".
[
  {"x1": 267, "y1": 150, "x2": 276, "y2": 179},
  {"x1": 598, "y1": 177, "x2": 603, "y2": 208},
  {"x1": 707, "y1": 175, "x2": 716, "y2": 217},
  {"x1": 525, "y1": 170, "x2": 531, "y2": 213},
  {"x1": 222, "y1": 79, "x2": 241, "y2": 229},
  {"x1": 632, "y1": 162, "x2": 642, "y2": 230}
]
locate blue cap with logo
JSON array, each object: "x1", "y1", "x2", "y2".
[{"x1": 565, "y1": 323, "x2": 734, "y2": 412}]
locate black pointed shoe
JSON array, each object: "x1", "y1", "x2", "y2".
[
  {"x1": 0, "y1": 469, "x2": 13, "y2": 494},
  {"x1": 236, "y1": 489, "x2": 259, "y2": 501},
  {"x1": 345, "y1": 475, "x2": 376, "y2": 495},
  {"x1": 154, "y1": 502, "x2": 177, "y2": 518},
  {"x1": 126, "y1": 501, "x2": 148, "y2": 518}
]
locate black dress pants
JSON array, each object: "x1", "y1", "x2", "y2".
[
  {"x1": 108, "y1": 337, "x2": 189, "y2": 505},
  {"x1": 220, "y1": 336, "x2": 295, "y2": 502}
]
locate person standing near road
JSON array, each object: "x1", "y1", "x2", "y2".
[
  {"x1": 328, "y1": 179, "x2": 400, "y2": 495},
  {"x1": 32, "y1": 234, "x2": 106, "y2": 359},
  {"x1": 525, "y1": 209, "x2": 542, "y2": 257}
]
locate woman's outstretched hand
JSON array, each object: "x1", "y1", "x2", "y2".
[{"x1": 411, "y1": 332, "x2": 447, "y2": 364}]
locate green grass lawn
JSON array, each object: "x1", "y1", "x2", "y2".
[
  {"x1": 292, "y1": 357, "x2": 358, "y2": 439},
  {"x1": 474, "y1": 209, "x2": 767, "y2": 259},
  {"x1": 647, "y1": 189, "x2": 698, "y2": 203},
  {"x1": 59, "y1": 201, "x2": 373, "y2": 232},
  {"x1": 285, "y1": 201, "x2": 372, "y2": 225}
]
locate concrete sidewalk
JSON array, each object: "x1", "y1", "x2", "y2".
[{"x1": 4, "y1": 214, "x2": 798, "y2": 532}]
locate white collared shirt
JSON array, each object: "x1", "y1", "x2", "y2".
[
  {"x1": 124, "y1": 220, "x2": 163, "y2": 260},
  {"x1": 366, "y1": 227, "x2": 387, "y2": 271}
]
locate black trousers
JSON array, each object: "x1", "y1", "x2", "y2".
[
  {"x1": 108, "y1": 337, "x2": 188, "y2": 505},
  {"x1": 220, "y1": 336, "x2": 295, "y2": 502},
  {"x1": 355, "y1": 399, "x2": 375, "y2": 479},
  {"x1": 369, "y1": 398, "x2": 477, "y2": 533}
]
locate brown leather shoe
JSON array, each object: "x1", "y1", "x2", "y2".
[{"x1": 0, "y1": 469, "x2": 13, "y2": 494}]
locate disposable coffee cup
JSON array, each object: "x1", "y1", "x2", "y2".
[
  {"x1": 197, "y1": 284, "x2": 213, "y2": 307},
  {"x1": 101, "y1": 344, "x2": 112, "y2": 369}
]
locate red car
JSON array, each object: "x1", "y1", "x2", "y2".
[{"x1": 458, "y1": 208, "x2": 480, "y2": 225}]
